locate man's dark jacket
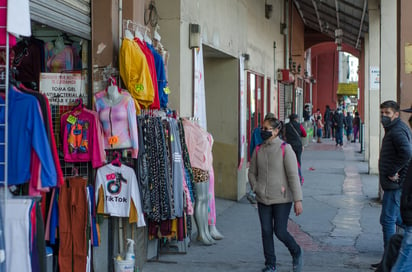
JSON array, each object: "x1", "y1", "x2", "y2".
[
  {"x1": 333, "y1": 112, "x2": 346, "y2": 128},
  {"x1": 401, "y1": 160, "x2": 412, "y2": 226},
  {"x1": 379, "y1": 118, "x2": 412, "y2": 190}
]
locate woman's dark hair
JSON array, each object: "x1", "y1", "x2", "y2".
[
  {"x1": 265, "y1": 117, "x2": 282, "y2": 131},
  {"x1": 289, "y1": 113, "x2": 298, "y2": 120}
]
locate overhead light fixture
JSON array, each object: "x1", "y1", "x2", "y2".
[
  {"x1": 189, "y1": 23, "x2": 201, "y2": 49},
  {"x1": 265, "y1": 3, "x2": 273, "y2": 19}
]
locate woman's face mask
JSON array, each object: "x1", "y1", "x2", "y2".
[{"x1": 260, "y1": 129, "x2": 273, "y2": 141}]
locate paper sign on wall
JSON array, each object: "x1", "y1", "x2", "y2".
[
  {"x1": 369, "y1": 66, "x2": 380, "y2": 91},
  {"x1": 405, "y1": 43, "x2": 412, "y2": 74},
  {"x1": 40, "y1": 73, "x2": 84, "y2": 105}
]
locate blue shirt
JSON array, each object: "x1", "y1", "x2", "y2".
[
  {"x1": 250, "y1": 127, "x2": 263, "y2": 156},
  {"x1": 147, "y1": 43, "x2": 168, "y2": 108},
  {"x1": 0, "y1": 86, "x2": 57, "y2": 186}
]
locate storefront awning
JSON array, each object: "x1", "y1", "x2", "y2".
[{"x1": 337, "y1": 83, "x2": 358, "y2": 96}]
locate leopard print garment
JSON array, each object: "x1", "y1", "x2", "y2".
[{"x1": 192, "y1": 167, "x2": 210, "y2": 183}]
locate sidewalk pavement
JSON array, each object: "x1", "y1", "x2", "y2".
[{"x1": 142, "y1": 139, "x2": 383, "y2": 272}]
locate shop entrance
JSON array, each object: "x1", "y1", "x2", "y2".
[{"x1": 202, "y1": 44, "x2": 243, "y2": 200}]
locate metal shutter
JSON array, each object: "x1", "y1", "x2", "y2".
[
  {"x1": 30, "y1": 0, "x2": 91, "y2": 39},
  {"x1": 278, "y1": 82, "x2": 285, "y2": 121}
]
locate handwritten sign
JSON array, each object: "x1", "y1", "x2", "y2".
[{"x1": 40, "y1": 73, "x2": 84, "y2": 105}]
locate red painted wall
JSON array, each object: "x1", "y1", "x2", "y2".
[{"x1": 309, "y1": 42, "x2": 364, "y2": 119}]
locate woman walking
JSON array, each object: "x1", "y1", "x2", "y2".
[{"x1": 248, "y1": 116, "x2": 304, "y2": 272}]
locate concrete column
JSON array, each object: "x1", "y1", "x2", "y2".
[
  {"x1": 363, "y1": 33, "x2": 370, "y2": 162},
  {"x1": 367, "y1": 0, "x2": 380, "y2": 175},
  {"x1": 156, "y1": 0, "x2": 184, "y2": 114},
  {"x1": 380, "y1": 0, "x2": 397, "y2": 101}
]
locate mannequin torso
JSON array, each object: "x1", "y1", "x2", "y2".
[{"x1": 105, "y1": 85, "x2": 123, "y2": 106}]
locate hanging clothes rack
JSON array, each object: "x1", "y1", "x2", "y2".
[{"x1": 122, "y1": 19, "x2": 151, "y2": 39}]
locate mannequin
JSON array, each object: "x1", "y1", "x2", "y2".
[
  {"x1": 182, "y1": 119, "x2": 219, "y2": 246},
  {"x1": 54, "y1": 36, "x2": 65, "y2": 55},
  {"x1": 206, "y1": 134, "x2": 224, "y2": 240},
  {"x1": 194, "y1": 180, "x2": 216, "y2": 245},
  {"x1": 106, "y1": 81, "x2": 122, "y2": 105},
  {"x1": 94, "y1": 77, "x2": 139, "y2": 158},
  {"x1": 208, "y1": 167, "x2": 224, "y2": 240}
]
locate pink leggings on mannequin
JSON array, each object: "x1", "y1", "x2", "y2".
[{"x1": 208, "y1": 167, "x2": 216, "y2": 226}]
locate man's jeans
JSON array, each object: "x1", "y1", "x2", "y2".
[
  {"x1": 391, "y1": 226, "x2": 412, "y2": 271},
  {"x1": 258, "y1": 202, "x2": 300, "y2": 267},
  {"x1": 335, "y1": 127, "x2": 343, "y2": 145},
  {"x1": 380, "y1": 189, "x2": 403, "y2": 249}
]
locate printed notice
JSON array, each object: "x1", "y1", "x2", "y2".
[
  {"x1": 405, "y1": 43, "x2": 412, "y2": 74},
  {"x1": 40, "y1": 73, "x2": 84, "y2": 105},
  {"x1": 370, "y1": 66, "x2": 380, "y2": 91}
]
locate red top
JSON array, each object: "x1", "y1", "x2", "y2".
[
  {"x1": 299, "y1": 124, "x2": 307, "y2": 137},
  {"x1": 135, "y1": 38, "x2": 160, "y2": 109}
]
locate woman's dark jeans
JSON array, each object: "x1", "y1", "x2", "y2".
[{"x1": 258, "y1": 202, "x2": 301, "y2": 267}]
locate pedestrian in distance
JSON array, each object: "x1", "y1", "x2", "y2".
[
  {"x1": 248, "y1": 116, "x2": 303, "y2": 272},
  {"x1": 316, "y1": 115, "x2": 323, "y2": 143},
  {"x1": 371, "y1": 100, "x2": 412, "y2": 271},
  {"x1": 303, "y1": 104, "x2": 310, "y2": 122},
  {"x1": 324, "y1": 105, "x2": 332, "y2": 138},
  {"x1": 345, "y1": 111, "x2": 353, "y2": 142},
  {"x1": 352, "y1": 111, "x2": 360, "y2": 143},
  {"x1": 284, "y1": 113, "x2": 307, "y2": 166},
  {"x1": 333, "y1": 107, "x2": 346, "y2": 146}
]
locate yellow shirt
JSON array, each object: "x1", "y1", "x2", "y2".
[{"x1": 119, "y1": 38, "x2": 155, "y2": 112}]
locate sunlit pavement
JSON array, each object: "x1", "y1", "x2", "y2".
[{"x1": 142, "y1": 138, "x2": 383, "y2": 272}]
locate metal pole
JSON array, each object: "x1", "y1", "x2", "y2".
[{"x1": 360, "y1": 121, "x2": 364, "y2": 153}]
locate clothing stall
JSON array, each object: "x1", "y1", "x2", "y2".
[{"x1": 0, "y1": 1, "x2": 222, "y2": 271}]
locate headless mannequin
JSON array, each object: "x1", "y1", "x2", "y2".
[
  {"x1": 54, "y1": 36, "x2": 65, "y2": 55},
  {"x1": 194, "y1": 181, "x2": 216, "y2": 245},
  {"x1": 105, "y1": 81, "x2": 123, "y2": 105}
]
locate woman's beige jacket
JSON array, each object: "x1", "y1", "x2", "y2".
[{"x1": 248, "y1": 137, "x2": 303, "y2": 205}]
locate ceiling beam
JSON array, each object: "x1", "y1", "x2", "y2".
[
  {"x1": 305, "y1": 19, "x2": 358, "y2": 45},
  {"x1": 311, "y1": 0, "x2": 323, "y2": 33},
  {"x1": 300, "y1": 2, "x2": 368, "y2": 33},
  {"x1": 335, "y1": 0, "x2": 340, "y2": 29},
  {"x1": 356, "y1": 0, "x2": 368, "y2": 49},
  {"x1": 293, "y1": 0, "x2": 307, "y2": 24},
  {"x1": 320, "y1": 1, "x2": 368, "y2": 30},
  {"x1": 303, "y1": 11, "x2": 360, "y2": 40},
  {"x1": 339, "y1": 0, "x2": 364, "y2": 12}
]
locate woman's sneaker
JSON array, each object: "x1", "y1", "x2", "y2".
[
  {"x1": 293, "y1": 248, "x2": 303, "y2": 272},
  {"x1": 261, "y1": 265, "x2": 277, "y2": 272}
]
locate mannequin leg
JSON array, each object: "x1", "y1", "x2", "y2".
[
  {"x1": 207, "y1": 167, "x2": 223, "y2": 240},
  {"x1": 209, "y1": 225, "x2": 224, "y2": 240},
  {"x1": 194, "y1": 182, "x2": 214, "y2": 245}
]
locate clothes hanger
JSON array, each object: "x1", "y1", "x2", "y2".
[
  {"x1": 111, "y1": 151, "x2": 122, "y2": 167},
  {"x1": 71, "y1": 97, "x2": 84, "y2": 112},
  {"x1": 106, "y1": 76, "x2": 121, "y2": 93}
]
